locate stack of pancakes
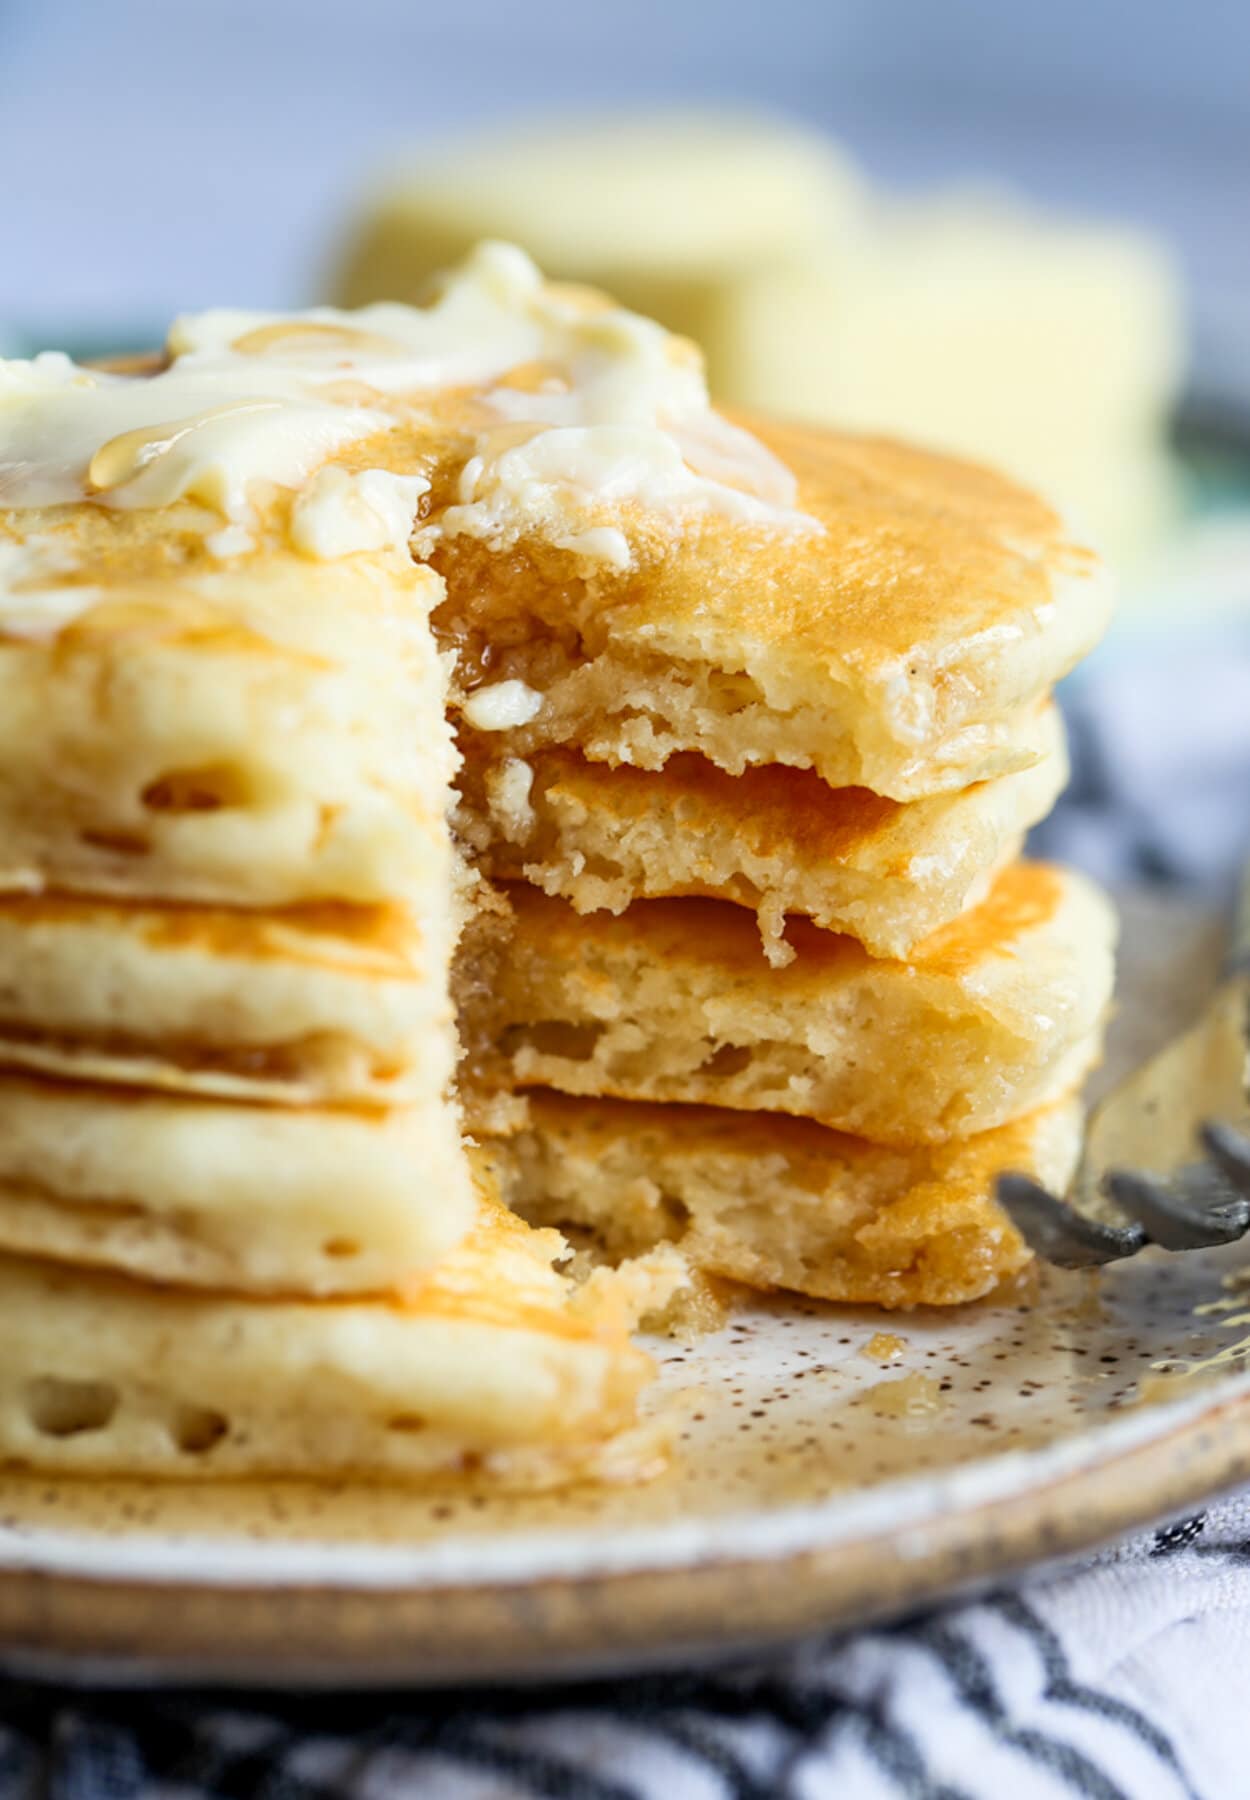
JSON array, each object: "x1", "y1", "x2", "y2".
[
  {"x1": 441, "y1": 410, "x2": 1117, "y2": 1310},
  {"x1": 0, "y1": 296, "x2": 663, "y2": 1486},
  {"x1": 0, "y1": 243, "x2": 1113, "y2": 1484}
]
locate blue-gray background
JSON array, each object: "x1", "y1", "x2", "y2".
[{"x1": 1, "y1": 0, "x2": 1246, "y2": 337}]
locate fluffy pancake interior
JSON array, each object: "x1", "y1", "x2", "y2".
[
  {"x1": 464, "y1": 864, "x2": 1116, "y2": 1148},
  {"x1": 456, "y1": 702, "x2": 1068, "y2": 961},
  {"x1": 492, "y1": 1090, "x2": 1083, "y2": 1310}
]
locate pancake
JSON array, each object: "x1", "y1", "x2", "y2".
[
  {"x1": 469, "y1": 864, "x2": 1115, "y2": 1148},
  {"x1": 429, "y1": 410, "x2": 1109, "y2": 803},
  {"x1": 0, "y1": 1187, "x2": 661, "y2": 1483},
  {"x1": 0, "y1": 1075, "x2": 474, "y2": 1295},
  {"x1": 492, "y1": 1090, "x2": 1083, "y2": 1309},
  {"x1": 0, "y1": 252, "x2": 1109, "y2": 866},
  {"x1": 0, "y1": 251, "x2": 1110, "y2": 1485},
  {"x1": 0, "y1": 524, "x2": 453, "y2": 907},
  {"x1": 0, "y1": 894, "x2": 453, "y2": 1106},
  {"x1": 458, "y1": 703, "x2": 1067, "y2": 962}
]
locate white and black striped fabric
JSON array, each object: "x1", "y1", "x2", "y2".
[
  {"x1": 5, "y1": 1498, "x2": 1250, "y2": 1798},
  {"x1": 2, "y1": 637, "x2": 1249, "y2": 1798}
]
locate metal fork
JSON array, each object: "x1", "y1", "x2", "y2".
[{"x1": 997, "y1": 865, "x2": 1250, "y2": 1267}]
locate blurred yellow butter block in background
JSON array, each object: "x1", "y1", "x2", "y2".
[{"x1": 333, "y1": 112, "x2": 1185, "y2": 567}]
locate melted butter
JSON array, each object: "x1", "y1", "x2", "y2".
[
  {"x1": 484, "y1": 757, "x2": 536, "y2": 843},
  {"x1": 441, "y1": 422, "x2": 798, "y2": 544},
  {"x1": 289, "y1": 467, "x2": 429, "y2": 560},
  {"x1": 0, "y1": 540, "x2": 100, "y2": 639},
  {"x1": 204, "y1": 523, "x2": 256, "y2": 560},
  {"x1": 230, "y1": 321, "x2": 417, "y2": 360},
  {"x1": 0, "y1": 319, "x2": 371, "y2": 531},
  {"x1": 86, "y1": 401, "x2": 286, "y2": 493},
  {"x1": 0, "y1": 363, "x2": 386, "y2": 521},
  {"x1": 462, "y1": 678, "x2": 543, "y2": 731},
  {"x1": 553, "y1": 525, "x2": 633, "y2": 568},
  {"x1": 0, "y1": 241, "x2": 813, "y2": 583},
  {"x1": 441, "y1": 327, "x2": 816, "y2": 539}
]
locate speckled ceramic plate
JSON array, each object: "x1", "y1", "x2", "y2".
[{"x1": 2, "y1": 889, "x2": 1249, "y2": 1689}]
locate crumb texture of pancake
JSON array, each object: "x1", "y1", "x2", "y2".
[
  {"x1": 430, "y1": 412, "x2": 1110, "y2": 802},
  {"x1": 493, "y1": 1091, "x2": 1083, "y2": 1310},
  {"x1": 457, "y1": 703, "x2": 1067, "y2": 961},
  {"x1": 0, "y1": 1187, "x2": 661, "y2": 1484},
  {"x1": 468, "y1": 865, "x2": 1115, "y2": 1147}
]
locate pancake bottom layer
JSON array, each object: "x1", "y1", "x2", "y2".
[
  {"x1": 492, "y1": 1091, "x2": 1083, "y2": 1310},
  {"x1": 0, "y1": 1189, "x2": 660, "y2": 1484}
]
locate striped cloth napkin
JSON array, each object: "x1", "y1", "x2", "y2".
[{"x1": 1, "y1": 1502, "x2": 1247, "y2": 1797}]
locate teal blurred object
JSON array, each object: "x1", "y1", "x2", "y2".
[
  {"x1": 1108, "y1": 428, "x2": 1250, "y2": 639},
  {"x1": 1, "y1": 323, "x2": 164, "y2": 363},
  {"x1": 1179, "y1": 442, "x2": 1250, "y2": 516}
]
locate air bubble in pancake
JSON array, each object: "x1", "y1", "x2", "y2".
[{"x1": 23, "y1": 1376, "x2": 119, "y2": 1437}]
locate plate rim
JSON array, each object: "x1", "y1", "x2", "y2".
[
  {"x1": 3, "y1": 1374, "x2": 1249, "y2": 1688},
  {"x1": 0, "y1": 1366, "x2": 1245, "y2": 1591}
]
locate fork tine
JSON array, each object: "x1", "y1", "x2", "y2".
[
  {"x1": 996, "y1": 1173, "x2": 1147, "y2": 1267},
  {"x1": 1104, "y1": 1165, "x2": 1250, "y2": 1250},
  {"x1": 1203, "y1": 1122, "x2": 1250, "y2": 1195}
]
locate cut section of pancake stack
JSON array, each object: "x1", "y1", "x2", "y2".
[
  {"x1": 0, "y1": 243, "x2": 1114, "y2": 1486},
  {"x1": 436, "y1": 355, "x2": 1118, "y2": 1312}
]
